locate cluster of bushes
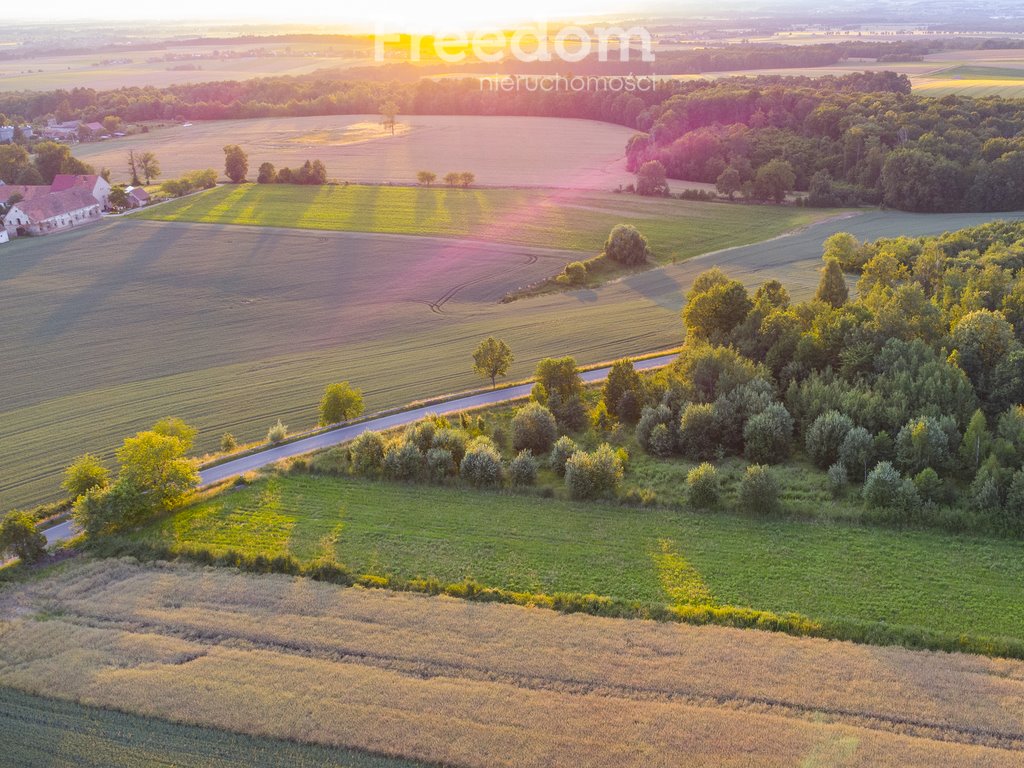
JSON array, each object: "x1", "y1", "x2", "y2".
[
  {"x1": 67, "y1": 418, "x2": 200, "y2": 538},
  {"x1": 610, "y1": 219, "x2": 1024, "y2": 535},
  {"x1": 159, "y1": 168, "x2": 217, "y2": 197},
  {"x1": 257, "y1": 160, "x2": 328, "y2": 185}
]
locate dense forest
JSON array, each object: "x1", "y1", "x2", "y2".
[
  {"x1": 625, "y1": 78, "x2": 1024, "y2": 211},
  {"x1": 621, "y1": 219, "x2": 1024, "y2": 534}
]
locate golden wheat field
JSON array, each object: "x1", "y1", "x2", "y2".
[{"x1": 1, "y1": 558, "x2": 1022, "y2": 767}]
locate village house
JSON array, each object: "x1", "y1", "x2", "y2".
[
  {"x1": 3, "y1": 187, "x2": 101, "y2": 238},
  {"x1": 41, "y1": 120, "x2": 81, "y2": 141}
]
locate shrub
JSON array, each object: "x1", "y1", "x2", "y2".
[
  {"x1": 460, "y1": 440, "x2": 503, "y2": 487},
  {"x1": 742, "y1": 403, "x2": 794, "y2": 464},
  {"x1": 548, "y1": 391, "x2": 589, "y2": 432},
  {"x1": 913, "y1": 468, "x2": 945, "y2": 504},
  {"x1": 805, "y1": 411, "x2": 854, "y2": 469},
  {"x1": 564, "y1": 444, "x2": 624, "y2": 500},
  {"x1": 839, "y1": 427, "x2": 874, "y2": 481},
  {"x1": 220, "y1": 432, "x2": 237, "y2": 452},
  {"x1": 686, "y1": 463, "x2": 719, "y2": 509},
  {"x1": 0, "y1": 511, "x2": 47, "y2": 563},
  {"x1": 738, "y1": 465, "x2": 781, "y2": 516},
  {"x1": 404, "y1": 419, "x2": 437, "y2": 452},
  {"x1": 549, "y1": 435, "x2": 578, "y2": 476},
  {"x1": 266, "y1": 420, "x2": 288, "y2": 444},
  {"x1": 509, "y1": 450, "x2": 539, "y2": 487},
  {"x1": 862, "y1": 461, "x2": 903, "y2": 509},
  {"x1": 62, "y1": 454, "x2": 110, "y2": 500},
  {"x1": 431, "y1": 428, "x2": 468, "y2": 465},
  {"x1": 564, "y1": 261, "x2": 587, "y2": 284},
  {"x1": 604, "y1": 223, "x2": 650, "y2": 266},
  {"x1": 1003, "y1": 470, "x2": 1024, "y2": 534},
  {"x1": 591, "y1": 401, "x2": 615, "y2": 433},
  {"x1": 637, "y1": 404, "x2": 674, "y2": 455},
  {"x1": 826, "y1": 462, "x2": 848, "y2": 498},
  {"x1": 678, "y1": 403, "x2": 719, "y2": 461},
  {"x1": 308, "y1": 446, "x2": 347, "y2": 475},
  {"x1": 511, "y1": 402, "x2": 558, "y2": 454},
  {"x1": 425, "y1": 448, "x2": 456, "y2": 483},
  {"x1": 349, "y1": 430, "x2": 386, "y2": 475},
  {"x1": 382, "y1": 440, "x2": 423, "y2": 482},
  {"x1": 647, "y1": 423, "x2": 676, "y2": 458},
  {"x1": 603, "y1": 360, "x2": 643, "y2": 418}
]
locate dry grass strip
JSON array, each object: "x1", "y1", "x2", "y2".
[{"x1": 1, "y1": 557, "x2": 1023, "y2": 767}]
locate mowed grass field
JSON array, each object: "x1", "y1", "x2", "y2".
[
  {"x1": 73, "y1": 114, "x2": 639, "y2": 188},
  {"x1": 131, "y1": 475, "x2": 1024, "y2": 642},
  {"x1": 3, "y1": 559, "x2": 1024, "y2": 766},
  {"x1": 0, "y1": 686, "x2": 426, "y2": 768},
  {"x1": 135, "y1": 184, "x2": 829, "y2": 261},
  {"x1": 2, "y1": 207, "x2": 1020, "y2": 509}
]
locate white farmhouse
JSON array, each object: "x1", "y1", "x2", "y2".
[{"x1": 3, "y1": 187, "x2": 102, "y2": 237}]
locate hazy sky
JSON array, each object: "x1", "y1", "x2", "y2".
[{"x1": 5, "y1": 1, "x2": 670, "y2": 29}]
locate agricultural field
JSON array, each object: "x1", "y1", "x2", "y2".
[
  {"x1": 0, "y1": 686, "x2": 424, "y2": 768},
  {"x1": 1, "y1": 207, "x2": 1019, "y2": 509},
  {"x1": 130, "y1": 473, "x2": 1024, "y2": 643},
  {"x1": 0, "y1": 41, "x2": 372, "y2": 91},
  {"x1": 1, "y1": 558, "x2": 1023, "y2": 767},
  {"x1": 135, "y1": 184, "x2": 831, "y2": 259},
  {"x1": 73, "y1": 114, "x2": 639, "y2": 188}
]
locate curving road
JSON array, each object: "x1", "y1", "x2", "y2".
[{"x1": 42, "y1": 353, "x2": 678, "y2": 547}]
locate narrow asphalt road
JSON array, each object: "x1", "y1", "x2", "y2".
[{"x1": 41, "y1": 353, "x2": 678, "y2": 547}]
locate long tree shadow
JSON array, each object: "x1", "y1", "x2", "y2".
[
  {"x1": 37, "y1": 222, "x2": 189, "y2": 339},
  {"x1": 621, "y1": 267, "x2": 686, "y2": 311}
]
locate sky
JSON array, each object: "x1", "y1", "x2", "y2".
[{"x1": 4, "y1": 1, "x2": 673, "y2": 30}]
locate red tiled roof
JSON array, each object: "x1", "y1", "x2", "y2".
[
  {"x1": 2, "y1": 185, "x2": 50, "y2": 202},
  {"x1": 12, "y1": 187, "x2": 100, "y2": 222},
  {"x1": 50, "y1": 174, "x2": 101, "y2": 193}
]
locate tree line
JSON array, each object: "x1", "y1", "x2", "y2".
[{"x1": 624, "y1": 76, "x2": 1024, "y2": 212}]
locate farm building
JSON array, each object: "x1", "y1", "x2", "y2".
[
  {"x1": 0, "y1": 230, "x2": 8, "y2": 244},
  {"x1": 127, "y1": 187, "x2": 150, "y2": 208},
  {"x1": 3, "y1": 187, "x2": 101, "y2": 237},
  {"x1": 51, "y1": 174, "x2": 111, "y2": 209}
]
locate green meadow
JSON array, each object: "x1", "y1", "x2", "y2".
[
  {"x1": 135, "y1": 184, "x2": 830, "y2": 263},
  {"x1": 131, "y1": 474, "x2": 1024, "y2": 643}
]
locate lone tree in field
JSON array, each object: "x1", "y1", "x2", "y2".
[
  {"x1": 319, "y1": 381, "x2": 365, "y2": 426},
  {"x1": 444, "y1": 172, "x2": 461, "y2": 188},
  {"x1": 458, "y1": 171, "x2": 475, "y2": 188},
  {"x1": 635, "y1": 160, "x2": 668, "y2": 196},
  {"x1": 473, "y1": 337, "x2": 514, "y2": 389},
  {"x1": 604, "y1": 224, "x2": 649, "y2": 266},
  {"x1": 137, "y1": 151, "x2": 160, "y2": 185},
  {"x1": 815, "y1": 257, "x2": 848, "y2": 307},
  {"x1": 223, "y1": 144, "x2": 248, "y2": 183},
  {"x1": 380, "y1": 100, "x2": 399, "y2": 136},
  {"x1": 417, "y1": 171, "x2": 436, "y2": 186}
]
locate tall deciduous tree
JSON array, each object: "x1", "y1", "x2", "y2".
[
  {"x1": 137, "y1": 151, "x2": 160, "y2": 184},
  {"x1": 223, "y1": 144, "x2": 248, "y2": 183},
  {"x1": 473, "y1": 337, "x2": 514, "y2": 389}
]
